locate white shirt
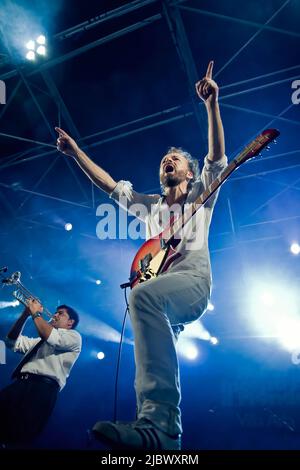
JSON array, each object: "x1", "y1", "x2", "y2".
[
  {"x1": 7, "y1": 328, "x2": 82, "y2": 390},
  {"x1": 110, "y1": 155, "x2": 228, "y2": 283}
]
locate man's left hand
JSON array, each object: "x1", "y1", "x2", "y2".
[{"x1": 195, "y1": 61, "x2": 219, "y2": 105}]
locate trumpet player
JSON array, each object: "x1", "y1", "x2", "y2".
[{"x1": 0, "y1": 299, "x2": 81, "y2": 446}]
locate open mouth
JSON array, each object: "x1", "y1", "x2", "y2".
[{"x1": 164, "y1": 164, "x2": 175, "y2": 173}]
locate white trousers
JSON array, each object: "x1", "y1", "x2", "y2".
[{"x1": 129, "y1": 271, "x2": 210, "y2": 435}]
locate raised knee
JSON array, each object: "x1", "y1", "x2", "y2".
[{"x1": 129, "y1": 284, "x2": 151, "y2": 312}]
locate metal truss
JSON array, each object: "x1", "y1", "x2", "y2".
[
  {"x1": 177, "y1": 3, "x2": 300, "y2": 39},
  {"x1": 162, "y1": 0, "x2": 207, "y2": 143},
  {"x1": 0, "y1": 0, "x2": 299, "y2": 241}
]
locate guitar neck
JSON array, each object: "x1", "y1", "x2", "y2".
[{"x1": 163, "y1": 155, "x2": 244, "y2": 244}]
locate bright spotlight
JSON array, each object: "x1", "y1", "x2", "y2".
[
  {"x1": 26, "y1": 40, "x2": 35, "y2": 50},
  {"x1": 97, "y1": 352, "x2": 105, "y2": 360},
  {"x1": 246, "y1": 277, "x2": 299, "y2": 354},
  {"x1": 36, "y1": 45, "x2": 46, "y2": 56},
  {"x1": 278, "y1": 319, "x2": 300, "y2": 351},
  {"x1": 64, "y1": 223, "x2": 72, "y2": 231},
  {"x1": 178, "y1": 338, "x2": 200, "y2": 360},
  {"x1": 210, "y1": 336, "x2": 219, "y2": 345},
  {"x1": 25, "y1": 36, "x2": 47, "y2": 60},
  {"x1": 260, "y1": 291, "x2": 274, "y2": 307},
  {"x1": 181, "y1": 319, "x2": 210, "y2": 340},
  {"x1": 290, "y1": 243, "x2": 300, "y2": 255},
  {"x1": 185, "y1": 345, "x2": 198, "y2": 360},
  {"x1": 201, "y1": 331, "x2": 211, "y2": 341},
  {"x1": 207, "y1": 301, "x2": 214, "y2": 311},
  {"x1": 36, "y1": 35, "x2": 46, "y2": 45},
  {"x1": 96, "y1": 280, "x2": 102, "y2": 285},
  {"x1": 26, "y1": 51, "x2": 35, "y2": 61},
  {"x1": 0, "y1": 300, "x2": 20, "y2": 309}
]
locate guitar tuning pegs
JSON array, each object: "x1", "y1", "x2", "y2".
[
  {"x1": 266, "y1": 146, "x2": 270, "y2": 151},
  {"x1": 273, "y1": 140, "x2": 277, "y2": 144}
]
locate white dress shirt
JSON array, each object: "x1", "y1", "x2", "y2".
[
  {"x1": 110, "y1": 155, "x2": 228, "y2": 283},
  {"x1": 7, "y1": 328, "x2": 82, "y2": 390}
]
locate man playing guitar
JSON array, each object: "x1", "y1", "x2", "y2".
[{"x1": 56, "y1": 61, "x2": 226, "y2": 450}]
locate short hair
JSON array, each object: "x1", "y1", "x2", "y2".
[
  {"x1": 160, "y1": 147, "x2": 200, "y2": 193},
  {"x1": 57, "y1": 304, "x2": 79, "y2": 329}
]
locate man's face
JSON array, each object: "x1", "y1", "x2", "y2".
[
  {"x1": 159, "y1": 151, "x2": 193, "y2": 189},
  {"x1": 51, "y1": 308, "x2": 74, "y2": 330}
]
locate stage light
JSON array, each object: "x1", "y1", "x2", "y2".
[
  {"x1": 290, "y1": 243, "x2": 300, "y2": 255},
  {"x1": 260, "y1": 291, "x2": 274, "y2": 307},
  {"x1": 246, "y1": 277, "x2": 299, "y2": 354},
  {"x1": 36, "y1": 35, "x2": 46, "y2": 45},
  {"x1": 64, "y1": 223, "x2": 72, "y2": 231},
  {"x1": 96, "y1": 280, "x2": 102, "y2": 285},
  {"x1": 97, "y1": 352, "x2": 105, "y2": 360},
  {"x1": 26, "y1": 40, "x2": 35, "y2": 50},
  {"x1": 25, "y1": 35, "x2": 47, "y2": 61},
  {"x1": 278, "y1": 321, "x2": 300, "y2": 351},
  {"x1": 181, "y1": 320, "x2": 211, "y2": 341},
  {"x1": 201, "y1": 331, "x2": 211, "y2": 341},
  {"x1": 178, "y1": 339, "x2": 199, "y2": 360},
  {"x1": 185, "y1": 344, "x2": 198, "y2": 360},
  {"x1": 0, "y1": 300, "x2": 20, "y2": 309},
  {"x1": 207, "y1": 301, "x2": 214, "y2": 311},
  {"x1": 26, "y1": 50, "x2": 35, "y2": 61},
  {"x1": 210, "y1": 336, "x2": 219, "y2": 345},
  {"x1": 36, "y1": 45, "x2": 46, "y2": 56}
]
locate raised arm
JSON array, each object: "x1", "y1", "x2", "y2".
[
  {"x1": 55, "y1": 127, "x2": 117, "y2": 194},
  {"x1": 195, "y1": 61, "x2": 225, "y2": 162},
  {"x1": 7, "y1": 308, "x2": 30, "y2": 341},
  {"x1": 26, "y1": 299, "x2": 53, "y2": 341}
]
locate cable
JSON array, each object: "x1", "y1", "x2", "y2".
[{"x1": 112, "y1": 286, "x2": 130, "y2": 423}]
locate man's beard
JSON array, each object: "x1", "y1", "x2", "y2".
[{"x1": 161, "y1": 169, "x2": 187, "y2": 188}]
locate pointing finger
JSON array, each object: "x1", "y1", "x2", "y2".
[
  {"x1": 206, "y1": 60, "x2": 214, "y2": 79},
  {"x1": 55, "y1": 127, "x2": 68, "y2": 138}
]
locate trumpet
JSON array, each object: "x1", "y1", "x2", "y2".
[{"x1": 1, "y1": 270, "x2": 54, "y2": 319}]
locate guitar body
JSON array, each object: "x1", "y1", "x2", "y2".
[{"x1": 130, "y1": 236, "x2": 181, "y2": 288}]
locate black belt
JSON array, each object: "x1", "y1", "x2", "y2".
[{"x1": 17, "y1": 372, "x2": 60, "y2": 389}]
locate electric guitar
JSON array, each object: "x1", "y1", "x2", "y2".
[{"x1": 129, "y1": 129, "x2": 280, "y2": 289}]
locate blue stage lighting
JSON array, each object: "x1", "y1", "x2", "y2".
[
  {"x1": 210, "y1": 337, "x2": 219, "y2": 345},
  {"x1": 290, "y1": 243, "x2": 300, "y2": 255},
  {"x1": 185, "y1": 344, "x2": 198, "y2": 360},
  {"x1": 64, "y1": 223, "x2": 72, "y2": 231},
  {"x1": 25, "y1": 35, "x2": 47, "y2": 60},
  {"x1": 26, "y1": 40, "x2": 35, "y2": 50},
  {"x1": 36, "y1": 35, "x2": 46, "y2": 45},
  {"x1": 25, "y1": 50, "x2": 35, "y2": 61},
  {"x1": 36, "y1": 45, "x2": 46, "y2": 56}
]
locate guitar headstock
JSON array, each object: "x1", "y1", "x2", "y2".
[{"x1": 236, "y1": 128, "x2": 280, "y2": 166}]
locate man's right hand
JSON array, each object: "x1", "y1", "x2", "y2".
[
  {"x1": 55, "y1": 127, "x2": 80, "y2": 157},
  {"x1": 27, "y1": 298, "x2": 44, "y2": 316}
]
